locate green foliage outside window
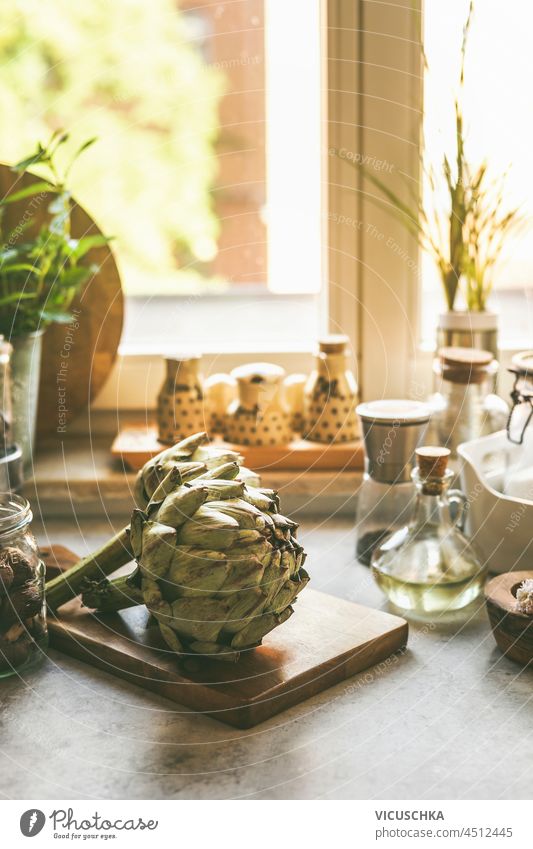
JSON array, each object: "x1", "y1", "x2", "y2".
[{"x1": 0, "y1": 0, "x2": 224, "y2": 294}]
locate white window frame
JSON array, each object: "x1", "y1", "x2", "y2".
[{"x1": 93, "y1": 0, "x2": 424, "y2": 414}]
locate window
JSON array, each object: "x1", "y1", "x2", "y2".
[
  {"x1": 2, "y1": 1, "x2": 426, "y2": 410},
  {"x1": 422, "y1": 0, "x2": 533, "y2": 349},
  {"x1": 0, "y1": 0, "x2": 324, "y2": 358}
]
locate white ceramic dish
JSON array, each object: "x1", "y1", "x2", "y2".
[{"x1": 458, "y1": 429, "x2": 533, "y2": 573}]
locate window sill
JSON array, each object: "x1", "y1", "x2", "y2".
[{"x1": 26, "y1": 436, "x2": 361, "y2": 521}]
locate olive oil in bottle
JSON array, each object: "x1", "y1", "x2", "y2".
[{"x1": 371, "y1": 447, "x2": 486, "y2": 615}]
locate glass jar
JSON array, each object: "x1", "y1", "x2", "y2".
[
  {"x1": 0, "y1": 494, "x2": 47, "y2": 677},
  {"x1": 503, "y1": 351, "x2": 533, "y2": 497},
  {"x1": 157, "y1": 355, "x2": 205, "y2": 444},
  {"x1": 372, "y1": 447, "x2": 486, "y2": 615},
  {"x1": 355, "y1": 400, "x2": 432, "y2": 565},
  {"x1": 304, "y1": 335, "x2": 359, "y2": 443},
  {"x1": 429, "y1": 347, "x2": 508, "y2": 467},
  {"x1": 507, "y1": 350, "x2": 533, "y2": 445}
]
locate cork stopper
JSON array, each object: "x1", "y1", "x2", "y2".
[
  {"x1": 438, "y1": 347, "x2": 495, "y2": 384},
  {"x1": 319, "y1": 334, "x2": 349, "y2": 355},
  {"x1": 439, "y1": 347, "x2": 493, "y2": 367},
  {"x1": 416, "y1": 446, "x2": 450, "y2": 479},
  {"x1": 165, "y1": 354, "x2": 201, "y2": 380}
]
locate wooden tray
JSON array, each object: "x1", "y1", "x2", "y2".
[
  {"x1": 485, "y1": 571, "x2": 533, "y2": 665},
  {"x1": 45, "y1": 546, "x2": 407, "y2": 728},
  {"x1": 111, "y1": 425, "x2": 363, "y2": 473}
]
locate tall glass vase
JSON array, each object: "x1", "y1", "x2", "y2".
[{"x1": 10, "y1": 330, "x2": 45, "y2": 470}]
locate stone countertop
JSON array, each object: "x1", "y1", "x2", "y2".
[{"x1": 1, "y1": 517, "x2": 532, "y2": 801}]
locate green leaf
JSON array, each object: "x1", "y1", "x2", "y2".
[
  {"x1": 50, "y1": 265, "x2": 92, "y2": 290},
  {"x1": 74, "y1": 137, "x2": 98, "y2": 157},
  {"x1": 12, "y1": 146, "x2": 49, "y2": 173},
  {"x1": 67, "y1": 234, "x2": 111, "y2": 260},
  {"x1": 336, "y1": 149, "x2": 422, "y2": 235},
  {"x1": 40, "y1": 309, "x2": 75, "y2": 324},
  {"x1": 64, "y1": 137, "x2": 99, "y2": 180},
  {"x1": 0, "y1": 249, "x2": 20, "y2": 264},
  {"x1": 0, "y1": 181, "x2": 51, "y2": 205},
  {"x1": 0, "y1": 263, "x2": 39, "y2": 274},
  {"x1": 0, "y1": 291, "x2": 38, "y2": 306}
]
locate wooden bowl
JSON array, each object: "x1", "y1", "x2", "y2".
[{"x1": 485, "y1": 571, "x2": 533, "y2": 665}]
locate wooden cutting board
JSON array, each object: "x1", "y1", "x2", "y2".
[
  {"x1": 45, "y1": 546, "x2": 408, "y2": 728},
  {"x1": 111, "y1": 425, "x2": 364, "y2": 473}
]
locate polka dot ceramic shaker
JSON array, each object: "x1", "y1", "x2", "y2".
[
  {"x1": 157, "y1": 355, "x2": 205, "y2": 444},
  {"x1": 204, "y1": 372, "x2": 237, "y2": 436},
  {"x1": 304, "y1": 335, "x2": 359, "y2": 443},
  {"x1": 283, "y1": 373, "x2": 307, "y2": 434},
  {"x1": 226, "y1": 363, "x2": 292, "y2": 446}
]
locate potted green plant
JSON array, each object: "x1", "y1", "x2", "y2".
[
  {"x1": 0, "y1": 132, "x2": 109, "y2": 465},
  {"x1": 338, "y1": 2, "x2": 520, "y2": 358}
]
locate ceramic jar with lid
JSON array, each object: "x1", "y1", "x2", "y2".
[
  {"x1": 226, "y1": 362, "x2": 292, "y2": 445},
  {"x1": 304, "y1": 335, "x2": 359, "y2": 443},
  {"x1": 283, "y1": 373, "x2": 307, "y2": 434},
  {"x1": 157, "y1": 355, "x2": 205, "y2": 445}
]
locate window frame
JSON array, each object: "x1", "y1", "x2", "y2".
[{"x1": 93, "y1": 0, "x2": 425, "y2": 413}]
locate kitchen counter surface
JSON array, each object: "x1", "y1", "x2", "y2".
[{"x1": 1, "y1": 517, "x2": 532, "y2": 801}]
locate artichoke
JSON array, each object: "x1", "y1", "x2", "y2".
[
  {"x1": 83, "y1": 461, "x2": 309, "y2": 661},
  {"x1": 47, "y1": 432, "x2": 309, "y2": 662},
  {"x1": 46, "y1": 432, "x2": 252, "y2": 611},
  {"x1": 133, "y1": 431, "x2": 258, "y2": 508}
]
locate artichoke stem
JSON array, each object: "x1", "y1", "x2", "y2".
[
  {"x1": 46, "y1": 526, "x2": 133, "y2": 611},
  {"x1": 81, "y1": 573, "x2": 144, "y2": 613}
]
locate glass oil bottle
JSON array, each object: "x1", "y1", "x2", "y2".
[{"x1": 371, "y1": 446, "x2": 486, "y2": 615}]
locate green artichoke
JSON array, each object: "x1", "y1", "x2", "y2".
[
  {"x1": 47, "y1": 432, "x2": 309, "y2": 662},
  {"x1": 84, "y1": 461, "x2": 309, "y2": 661},
  {"x1": 133, "y1": 431, "x2": 258, "y2": 508},
  {"x1": 46, "y1": 432, "x2": 251, "y2": 610}
]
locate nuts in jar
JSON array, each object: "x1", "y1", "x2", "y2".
[{"x1": 0, "y1": 495, "x2": 47, "y2": 677}]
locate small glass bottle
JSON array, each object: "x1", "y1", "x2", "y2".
[
  {"x1": 304, "y1": 335, "x2": 359, "y2": 443},
  {"x1": 371, "y1": 447, "x2": 486, "y2": 615},
  {"x1": 428, "y1": 347, "x2": 508, "y2": 468},
  {"x1": 0, "y1": 494, "x2": 47, "y2": 677},
  {"x1": 355, "y1": 400, "x2": 432, "y2": 566}
]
